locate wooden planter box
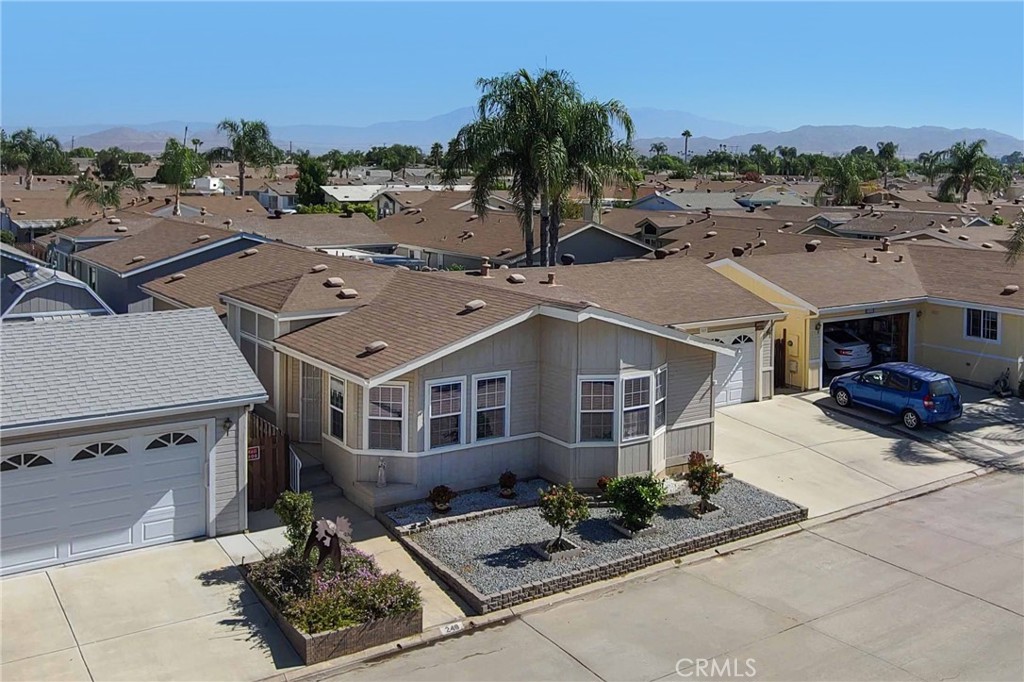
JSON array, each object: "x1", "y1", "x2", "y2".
[{"x1": 241, "y1": 565, "x2": 423, "y2": 665}]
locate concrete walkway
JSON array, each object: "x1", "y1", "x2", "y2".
[
  {"x1": 715, "y1": 394, "x2": 981, "y2": 516},
  {"x1": 326, "y1": 472, "x2": 1024, "y2": 682}
]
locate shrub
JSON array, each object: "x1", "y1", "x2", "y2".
[
  {"x1": 498, "y1": 470, "x2": 517, "y2": 490},
  {"x1": 538, "y1": 482, "x2": 590, "y2": 547},
  {"x1": 427, "y1": 485, "x2": 457, "y2": 507},
  {"x1": 596, "y1": 475, "x2": 612, "y2": 492},
  {"x1": 247, "y1": 545, "x2": 420, "y2": 634},
  {"x1": 991, "y1": 214, "x2": 1005, "y2": 225},
  {"x1": 605, "y1": 474, "x2": 666, "y2": 531},
  {"x1": 274, "y1": 490, "x2": 314, "y2": 554},
  {"x1": 683, "y1": 451, "x2": 726, "y2": 514}
]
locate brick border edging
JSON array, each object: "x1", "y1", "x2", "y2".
[
  {"x1": 395, "y1": 504, "x2": 809, "y2": 614},
  {"x1": 240, "y1": 563, "x2": 423, "y2": 665}
]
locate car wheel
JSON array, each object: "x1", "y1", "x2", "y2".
[
  {"x1": 901, "y1": 409, "x2": 921, "y2": 430},
  {"x1": 834, "y1": 388, "x2": 851, "y2": 407}
]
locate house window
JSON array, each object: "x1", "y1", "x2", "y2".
[
  {"x1": 427, "y1": 379, "x2": 464, "y2": 449},
  {"x1": 239, "y1": 308, "x2": 275, "y2": 404},
  {"x1": 474, "y1": 373, "x2": 509, "y2": 441},
  {"x1": 368, "y1": 384, "x2": 404, "y2": 450},
  {"x1": 965, "y1": 308, "x2": 998, "y2": 341},
  {"x1": 622, "y1": 375, "x2": 651, "y2": 441},
  {"x1": 655, "y1": 366, "x2": 668, "y2": 430},
  {"x1": 329, "y1": 378, "x2": 345, "y2": 440},
  {"x1": 579, "y1": 379, "x2": 615, "y2": 442},
  {"x1": 87, "y1": 266, "x2": 97, "y2": 290}
]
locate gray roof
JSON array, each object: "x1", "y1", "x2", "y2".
[
  {"x1": 1, "y1": 308, "x2": 267, "y2": 431},
  {"x1": 1, "y1": 267, "x2": 108, "y2": 317}
]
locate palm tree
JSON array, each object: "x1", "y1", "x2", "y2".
[
  {"x1": 66, "y1": 174, "x2": 144, "y2": 218},
  {"x1": 191, "y1": 138, "x2": 203, "y2": 153},
  {"x1": 649, "y1": 142, "x2": 668, "y2": 157},
  {"x1": 216, "y1": 118, "x2": 276, "y2": 195},
  {"x1": 917, "y1": 150, "x2": 943, "y2": 186},
  {"x1": 938, "y1": 140, "x2": 1001, "y2": 203},
  {"x1": 681, "y1": 130, "x2": 692, "y2": 161},
  {"x1": 775, "y1": 146, "x2": 798, "y2": 175},
  {"x1": 428, "y1": 142, "x2": 444, "y2": 168},
  {"x1": 158, "y1": 139, "x2": 209, "y2": 216},
  {"x1": 814, "y1": 156, "x2": 863, "y2": 206},
  {"x1": 7, "y1": 128, "x2": 65, "y2": 189},
  {"x1": 876, "y1": 141, "x2": 899, "y2": 188},
  {"x1": 1006, "y1": 210, "x2": 1024, "y2": 265},
  {"x1": 749, "y1": 144, "x2": 770, "y2": 174}
]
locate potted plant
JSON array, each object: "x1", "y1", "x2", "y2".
[
  {"x1": 498, "y1": 470, "x2": 518, "y2": 498},
  {"x1": 534, "y1": 483, "x2": 590, "y2": 560},
  {"x1": 596, "y1": 475, "x2": 612, "y2": 494},
  {"x1": 682, "y1": 451, "x2": 726, "y2": 516},
  {"x1": 427, "y1": 485, "x2": 457, "y2": 513},
  {"x1": 605, "y1": 473, "x2": 666, "y2": 537}
]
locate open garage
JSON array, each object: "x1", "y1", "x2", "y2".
[{"x1": 821, "y1": 312, "x2": 912, "y2": 387}]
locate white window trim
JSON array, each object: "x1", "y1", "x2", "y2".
[
  {"x1": 964, "y1": 308, "x2": 1000, "y2": 344},
  {"x1": 654, "y1": 365, "x2": 668, "y2": 435},
  {"x1": 471, "y1": 371, "x2": 511, "y2": 443},
  {"x1": 363, "y1": 381, "x2": 408, "y2": 453},
  {"x1": 328, "y1": 376, "x2": 345, "y2": 442},
  {"x1": 577, "y1": 375, "x2": 618, "y2": 444},
  {"x1": 425, "y1": 377, "x2": 466, "y2": 450},
  {"x1": 621, "y1": 371, "x2": 655, "y2": 443}
]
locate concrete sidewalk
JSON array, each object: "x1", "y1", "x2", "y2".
[{"x1": 714, "y1": 394, "x2": 979, "y2": 516}]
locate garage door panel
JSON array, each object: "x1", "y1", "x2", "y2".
[
  {"x1": 1, "y1": 543, "x2": 60, "y2": 569},
  {"x1": 142, "y1": 458, "x2": 202, "y2": 485},
  {"x1": 141, "y1": 512, "x2": 204, "y2": 543},
  {"x1": 69, "y1": 526, "x2": 134, "y2": 556}
]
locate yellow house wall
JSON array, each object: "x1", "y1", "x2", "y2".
[{"x1": 916, "y1": 303, "x2": 1024, "y2": 387}]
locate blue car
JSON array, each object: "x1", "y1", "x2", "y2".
[{"x1": 829, "y1": 362, "x2": 963, "y2": 430}]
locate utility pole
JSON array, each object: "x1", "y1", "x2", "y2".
[{"x1": 183, "y1": 125, "x2": 189, "y2": 146}]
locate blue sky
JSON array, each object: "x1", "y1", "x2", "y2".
[{"x1": 2, "y1": 1, "x2": 1022, "y2": 135}]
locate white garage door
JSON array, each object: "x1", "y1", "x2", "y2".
[
  {"x1": 0, "y1": 426, "x2": 207, "y2": 575},
  {"x1": 703, "y1": 331, "x2": 757, "y2": 407}
]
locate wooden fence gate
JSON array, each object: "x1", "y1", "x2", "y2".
[{"x1": 247, "y1": 412, "x2": 289, "y2": 511}]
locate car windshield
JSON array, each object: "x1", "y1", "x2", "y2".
[
  {"x1": 826, "y1": 330, "x2": 861, "y2": 344},
  {"x1": 929, "y1": 379, "x2": 957, "y2": 396}
]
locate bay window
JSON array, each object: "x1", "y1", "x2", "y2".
[
  {"x1": 621, "y1": 375, "x2": 651, "y2": 441},
  {"x1": 655, "y1": 366, "x2": 668, "y2": 430},
  {"x1": 579, "y1": 379, "x2": 615, "y2": 442},
  {"x1": 427, "y1": 379, "x2": 464, "y2": 449},
  {"x1": 368, "y1": 384, "x2": 405, "y2": 450},
  {"x1": 474, "y1": 373, "x2": 509, "y2": 441}
]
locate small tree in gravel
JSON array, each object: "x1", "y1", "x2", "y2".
[
  {"x1": 538, "y1": 483, "x2": 590, "y2": 551},
  {"x1": 605, "y1": 473, "x2": 666, "y2": 531},
  {"x1": 683, "y1": 451, "x2": 726, "y2": 514},
  {"x1": 274, "y1": 490, "x2": 314, "y2": 554}
]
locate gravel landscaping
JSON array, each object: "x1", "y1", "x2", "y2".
[
  {"x1": 407, "y1": 479, "x2": 801, "y2": 597},
  {"x1": 385, "y1": 478, "x2": 548, "y2": 528}
]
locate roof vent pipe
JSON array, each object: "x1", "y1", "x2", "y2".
[
  {"x1": 480, "y1": 257, "x2": 491, "y2": 278},
  {"x1": 464, "y1": 299, "x2": 486, "y2": 312},
  {"x1": 546, "y1": 272, "x2": 556, "y2": 285},
  {"x1": 805, "y1": 240, "x2": 821, "y2": 252},
  {"x1": 1002, "y1": 285, "x2": 1019, "y2": 295},
  {"x1": 131, "y1": 255, "x2": 146, "y2": 263}
]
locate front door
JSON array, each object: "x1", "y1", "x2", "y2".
[{"x1": 299, "y1": 362, "x2": 322, "y2": 443}]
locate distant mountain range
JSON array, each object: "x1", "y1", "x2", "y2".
[{"x1": 36, "y1": 109, "x2": 1023, "y2": 159}]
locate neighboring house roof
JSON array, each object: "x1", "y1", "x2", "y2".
[
  {"x1": 887, "y1": 226, "x2": 1012, "y2": 251},
  {"x1": 0, "y1": 241, "x2": 46, "y2": 269},
  {"x1": 2, "y1": 192, "x2": 108, "y2": 224},
  {"x1": 127, "y1": 194, "x2": 268, "y2": 219},
  {"x1": 74, "y1": 219, "x2": 259, "y2": 276},
  {"x1": 661, "y1": 192, "x2": 745, "y2": 211},
  {"x1": 258, "y1": 179, "x2": 299, "y2": 196},
  {"x1": 1, "y1": 266, "x2": 114, "y2": 320},
  {"x1": 321, "y1": 185, "x2": 387, "y2": 203},
  {"x1": 441, "y1": 257, "x2": 783, "y2": 327},
  {"x1": 141, "y1": 242, "x2": 360, "y2": 315},
  {"x1": 835, "y1": 210, "x2": 990, "y2": 236},
  {"x1": 907, "y1": 247, "x2": 1023, "y2": 311},
  {"x1": 56, "y1": 215, "x2": 166, "y2": 245},
  {"x1": 655, "y1": 223, "x2": 866, "y2": 257},
  {"x1": 0, "y1": 308, "x2": 267, "y2": 434},
  {"x1": 379, "y1": 189, "x2": 442, "y2": 209},
  {"x1": 219, "y1": 212, "x2": 395, "y2": 249}
]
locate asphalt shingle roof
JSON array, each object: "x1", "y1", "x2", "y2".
[{"x1": 1, "y1": 308, "x2": 267, "y2": 430}]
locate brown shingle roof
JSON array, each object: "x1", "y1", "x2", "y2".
[
  {"x1": 76, "y1": 219, "x2": 245, "y2": 274},
  {"x1": 124, "y1": 193, "x2": 267, "y2": 219},
  {"x1": 656, "y1": 223, "x2": 866, "y2": 256},
  {"x1": 906, "y1": 246, "x2": 1023, "y2": 310},
  {"x1": 438, "y1": 257, "x2": 782, "y2": 327},
  {"x1": 218, "y1": 212, "x2": 395, "y2": 248},
  {"x1": 275, "y1": 273, "x2": 580, "y2": 379}
]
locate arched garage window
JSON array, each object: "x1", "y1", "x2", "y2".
[
  {"x1": 0, "y1": 453, "x2": 53, "y2": 472},
  {"x1": 146, "y1": 432, "x2": 198, "y2": 449},
  {"x1": 732, "y1": 334, "x2": 754, "y2": 345},
  {"x1": 73, "y1": 442, "x2": 127, "y2": 461}
]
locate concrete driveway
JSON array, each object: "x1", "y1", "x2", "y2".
[
  {"x1": 715, "y1": 394, "x2": 981, "y2": 516},
  {"x1": 0, "y1": 539, "x2": 301, "y2": 682}
]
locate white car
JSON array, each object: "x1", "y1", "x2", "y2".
[{"x1": 823, "y1": 329, "x2": 873, "y2": 370}]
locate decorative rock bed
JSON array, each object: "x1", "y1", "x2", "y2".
[
  {"x1": 398, "y1": 479, "x2": 807, "y2": 614},
  {"x1": 385, "y1": 478, "x2": 548, "y2": 532}
]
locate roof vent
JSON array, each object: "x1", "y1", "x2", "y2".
[
  {"x1": 468, "y1": 214, "x2": 479, "y2": 221},
  {"x1": 223, "y1": 219, "x2": 233, "y2": 228},
  {"x1": 758, "y1": 239, "x2": 767, "y2": 247},
  {"x1": 704, "y1": 230, "x2": 717, "y2": 237},
  {"x1": 338, "y1": 288, "x2": 359, "y2": 299},
  {"x1": 169, "y1": 273, "x2": 186, "y2": 281},
  {"x1": 938, "y1": 226, "x2": 949, "y2": 234},
  {"x1": 656, "y1": 248, "x2": 670, "y2": 259},
  {"x1": 364, "y1": 341, "x2": 388, "y2": 354},
  {"x1": 114, "y1": 225, "x2": 128, "y2": 233},
  {"x1": 16, "y1": 210, "x2": 26, "y2": 216},
  {"x1": 731, "y1": 247, "x2": 744, "y2": 257},
  {"x1": 463, "y1": 299, "x2": 486, "y2": 312},
  {"x1": 928, "y1": 220, "x2": 936, "y2": 226},
  {"x1": 108, "y1": 217, "x2": 121, "y2": 225},
  {"x1": 195, "y1": 234, "x2": 210, "y2": 242},
  {"x1": 246, "y1": 208, "x2": 254, "y2": 213},
  {"x1": 1002, "y1": 285, "x2": 1020, "y2": 295},
  {"x1": 805, "y1": 239, "x2": 821, "y2": 252},
  {"x1": 895, "y1": 255, "x2": 904, "y2": 263},
  {"x1": 957, "y1": 234, "x2": 970, "y2": 241},
  {"x1": 325, "y1": 276, "x2": 345, "y2": 287},
  {"x1": 235, "y1": 196, "x2": 243, "y2": 201},
  {"x1": 546, "y1": 272, "x2": 557, "y2": 285},
  {"x1": 981, "y1": 242, "x2": 993, "y2": 249},
  {"x1": 948, "y1": 216, "x2": 957, "y2": 222},
  {"x1": 507, "y1": 273, "x2": 526, "y2": 284},
  {"x1": 784, "y1": 221, "x2": 793, "y2": 228},
  {"x1": 311, "y1": 264, "x2": 328, "y2": 273},
  {"x1": 868, "y1": 255, "x2": 878, "y2": 264},
  {"x1": 200, "y1": 207, "x2": 208, "y2": 216},
  {"x1": 131, "y1": 255, "x2": 146, "y2": 263},
  {"x1": 242, "y1": 248, "x2": 259, "y2": 256},
  {"x1": 10, "y1": 197, "x2": 21, "y2": 203}
]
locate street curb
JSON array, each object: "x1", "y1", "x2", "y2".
[{"x1": 258, "y1": 468, "x2": 1000, "y2": 682}]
